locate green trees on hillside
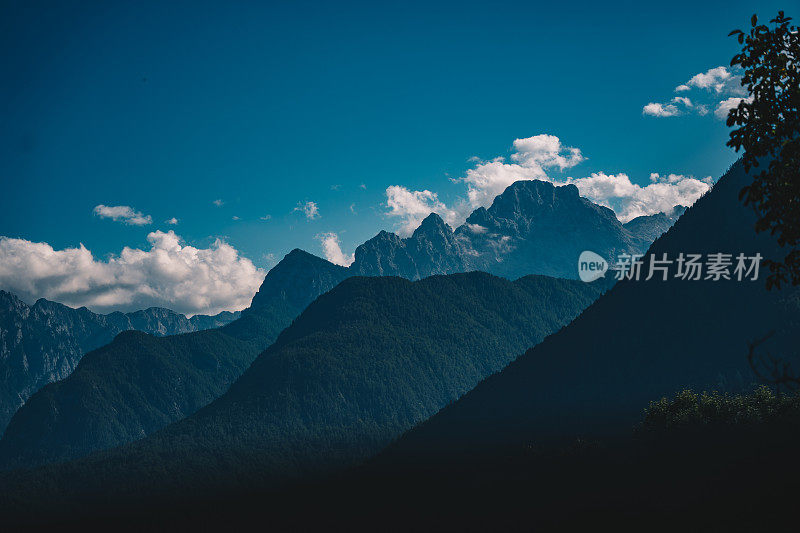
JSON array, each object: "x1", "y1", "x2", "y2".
[{"x1": 640, "y1": 386, "x2": 800, "y2": 432}]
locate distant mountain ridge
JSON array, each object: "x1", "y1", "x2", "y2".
[
  {"x1": 351, "y1": 180, "x2": 685, "y2": 280},
  {"x1": 0, "y1": 292, "x2": 239, "y2": 433}
]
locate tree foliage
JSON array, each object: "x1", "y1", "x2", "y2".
[
  {"x1": 641, "y1": 386, "x2": 800, "y2": 432},
  {"x1": 727, "y1": 11, "x2": 800, "y2": 289}
]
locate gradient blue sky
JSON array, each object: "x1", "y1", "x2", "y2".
[{"x1": 0, "y1": 0, "x2": 785, "y2": 313}]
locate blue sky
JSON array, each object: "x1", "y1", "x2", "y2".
[{"x1": 0, "y1": 0, "x2": 784, "y2": 314}]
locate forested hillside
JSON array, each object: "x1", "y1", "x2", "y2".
[
  {"x1": 0, "y1": 292, "x2": 239, "y2": 434},
  {"x1": 0, "y1": 271, "x2": 603, "y2": 515},
  {"x1": 0, "y1": 249, "x2": 351, "y2": 469}
]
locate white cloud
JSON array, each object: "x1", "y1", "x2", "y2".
[
  {"x1": 317, "y1": 232, "x2": 354, "y2": 267},
  {"x1": 349, "y1": 203, "x2": 357, "y2": 214},
  {"x1": 213, "y1": 199, "x2": 224, "y2": 207},
  {"x1": 232, "y1": 216, "x2": 240, "y2": 221},
  {"x1": 671, "y1": 96, "x2": 692, "y2": 107},
  {"x1": 714, "y1": 96, "x2": 752, "y2": 120},
  {"x1": 384, "y1": 134, "x2": 711, "y2": 232},
  {"x1": 566, "y1": 172, "x2": 711, "y2": 222},
  {"x1": 93, "y1": 205, "x2": 152, "y2": 226},
  {"x1": 509, "y1": 135, "x2": 585, "y2": 170},
  {"x1": 294, "y1": 201, "x2": 320, "y2": 220},
  {"x1": 165, "y1": 217, "x2": 179, "y2": 225},
  {"x1": 459, "y1": 134, "x2": 584, "y2": 209},
  {"x1": 684, "y1": 66, "x2": 747, "y2": 97},
  {"x1": 646, "y1": 65, "x2": 747, "y2": 119},
  {"x1": 384, "y1": 185, "x2": 459, "y2": 236},
  {"x1": 686, "y1": 66, "x2": 732, "y2": 91},
  {"x1": 0, "y1": 231, "x2": 265, "y2": 316},
  {"x1": 643, "y1": 103, "x2": 680, "y2": 117},
  {"x1": 466, "y1": 223, "x2": 487, "y2": 234},
  {"x1": 260, "y1": 214, "x2": 271, "y2": 221}
]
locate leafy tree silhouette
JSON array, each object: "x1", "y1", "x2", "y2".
[{"x1": 727, "y1": 12, "x2": 800, "y2": 289}]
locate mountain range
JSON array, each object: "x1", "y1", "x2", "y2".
[
  {"x1": 0, "y1": 178, "x2": 678, "y2": 467},
  {"x1": 350, "y1": 180, "x2": 685, "y2": 280},
  {"x1": 0, "y1": 271, "x2": 603, "y2": 508},
  {"x1": 381, "y1": 160, "x2": 800, "y2": 461},
  {"x1": 0, "y1": 292, "x2": 239, "y2": 433},
  {"x1": 0, "y1": 163, "x2": 791, "y2": 528},
  {"x1": 0, "y1": 250, "x2": 351, "y2": 468}
]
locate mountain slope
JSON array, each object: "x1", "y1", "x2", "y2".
[
  {"x1": 0, "y1": 271, "x2": 603, "y2": 506},
  {"x1": 0, "y1": 179, "x2": 677, "y2": 441},
  {"x1": 0, "y1": 249, "x2": 351, "y2": 469},
  {"x1": 382, "y1": 160, "x2": 800, "y2": 459},
  {"x1": 0, "y1": 293, "x2": 239, "y2": 433},
  {"x1": 351, "y1": 180, "x2": 683, "y2": 280},
  {"x1": 622, "y1": 206, "x2": 686, "y2": 243}
]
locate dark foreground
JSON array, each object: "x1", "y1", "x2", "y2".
[{"x1": 7, "y1": 418, "x2": 799, "y2": 532}]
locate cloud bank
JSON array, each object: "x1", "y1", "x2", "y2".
[
  {"x1": 383, "y1": 134, "x2": 711, "y2": 230},
  {"x1": 565, "y1": 172, "x2": 711, "y2": 222},
  {"x1": 0, "y1": 231, "x2": 265, "y2": 316}
]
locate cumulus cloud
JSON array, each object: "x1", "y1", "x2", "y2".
[
  {"x1": 93, "y1": 205, "x2": 152, "y2": 226},
  {"x1": 165, "y1": 217, "x2": 179, "y2": 225},
  {"x1": 458, "y1": 134, "x2": 584, "y2": 209},
  {"x1": 645, "y1": 65, "x2": 748, "y2": 120},
  {"x1": 260, "y1": 214, "x2": 271, "y2": 221},
  {"x1": 671, "y1": 96, "x2": 693, "y2": 107},
  {"x1": 564, "y1": 172, "x2": 711, "y2": 222},
  {"x1": 294, "y1": 201, "x2": 320, "y2": 220},
  {"x1": 0, "y1": 231, "x2": 265, "y2": 316},
  {"x1": 385, "y1": 185, "x2": 459, "y2": 236},
  {"x1": 509, "y1": 135, "x2": 585, "y2": 170},
  {"x1": 685, "y1": 66, "x2": 732, "y2": 91},
  {"x1": 213, "y1": 199, "x2": 224, "y2": 207},
  {"x1": 384, "y1": 134, "x2": 712, "y2": 230},
  {"x1": 643, "y1": 103, "x2": 681, "y2": 117},
  {"x1": 714, "y1": 96, "x2": 753, "y2": 120},
  {"x1": 316, "y1": 232, "x2": 354, "y2": 266}
]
